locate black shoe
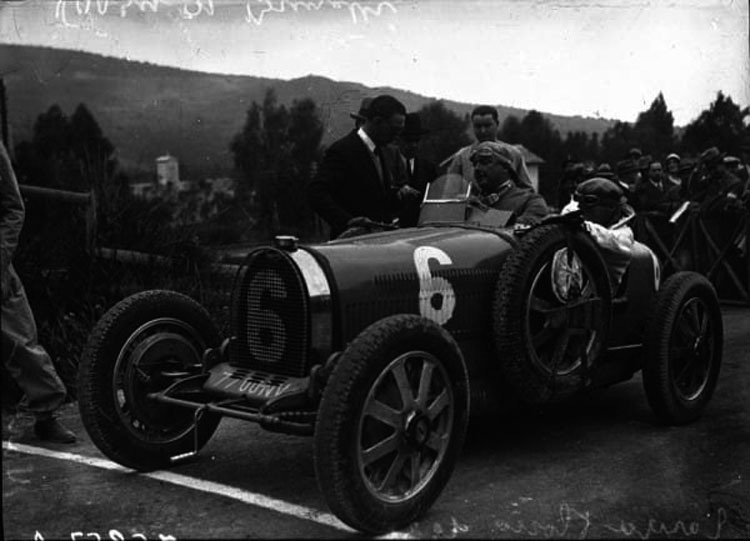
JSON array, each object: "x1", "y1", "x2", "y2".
[{"x1": 34, "y1": 418, "x2": 77, "y2": 444}]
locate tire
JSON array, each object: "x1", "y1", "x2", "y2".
[
  {"x1": 314, "y1": 314, "x2": 469, "y2": 534},
  {"x1": 78, "y1": 290, "x2": 221, "y2": 471},
  {"x1": 642, "y1": 272, "x2": 723, "y2": 425},
  {"x1": 493, "y1": 224, "x2": 612, "y2": 404}
]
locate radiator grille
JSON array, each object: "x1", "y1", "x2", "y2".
[{"x1": 233, "y1": 249, "x2": 309, "y2": 377}]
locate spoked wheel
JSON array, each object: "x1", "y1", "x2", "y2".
[
  {"x1": 643, "y1": 272, "x2": 723, "y2": 425},
  {"x1": 494, "y1": 224, "x2": 612, "y2": 403},
  {"x1": 314, "y1": 314, "x2": 469, "y2": 534},
  {"x1": 78, "y1": 290, "x2": 221, "y2": 470}
]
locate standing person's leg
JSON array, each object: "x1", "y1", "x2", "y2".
[{"x1": 2, "y1": 264, "x2": 75, "y2": 443}]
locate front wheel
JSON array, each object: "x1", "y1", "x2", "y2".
[
  {"x1": 642, "y1": 272, "x2": 723, "y2": 425},
  {"x1": 78, "y1": 290, "x2": 221, "y2": 470},
  {"x1": 314, "y1": 315, "x2": 469, "y2": 534}
]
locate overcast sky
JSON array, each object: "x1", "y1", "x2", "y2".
[{"x1": 1, "y1": 0, "x2": 748, "y2": 126}]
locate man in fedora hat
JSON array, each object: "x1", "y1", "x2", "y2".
[
  {"x1": 443, "y1": 105, "x2": 534, "y2": 190},
  {"x1": 349, "y1": 97, "x2": 373, "y2": 129},
  {"x1": 308, "y1": 94, "x2": 416, "y2": 238},
  {"x1": 397, "y1": 112, "x2": 437, "y2": 227}
]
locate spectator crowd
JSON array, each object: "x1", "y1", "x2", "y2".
[{"x1": 556, "y1": 143, "x2": 750, "y2": 219}]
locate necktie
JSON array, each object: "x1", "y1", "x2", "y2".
[{"x1": 374, "y1": 146, "x2": 391, "y2": 188}]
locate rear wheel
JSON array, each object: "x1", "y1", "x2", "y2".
[
  {"x1": 314, "y1": 314, "x2": 469, "y2": 534},
  {"x1": 494, "y1": 224, "x2": 612, "y2": 404},
  {"x1": 78, "y1": 290, "x2": 221, "y2": 470},
  {"x1": 642, "y1": 272, "x2": 723, "y2": 425}
]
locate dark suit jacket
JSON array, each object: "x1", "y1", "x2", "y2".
[
  {"x1": 635, "y1": 179, "x2": 681, "y2": 215},
  {"x1": 307, "y1": 130, "x2": 404, "y2": 238},
  {"x1": 400, "y1": 156, "x2": 438, "y2": 227}
]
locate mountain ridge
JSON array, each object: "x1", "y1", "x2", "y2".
[{"x1": 1, "y1": 44, "x2": 618, "y2": 179}]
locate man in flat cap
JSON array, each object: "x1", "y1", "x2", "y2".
[
  {"x1": 469, "y1": 141, "x2": 548, "y2": 226},
  {"x1": 444, "y1": 105, "x2": 534, "y2": 190}
]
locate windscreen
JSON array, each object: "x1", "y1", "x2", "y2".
[{"x1": 423, "y1": 174, "x2": 471, "y2": 202}]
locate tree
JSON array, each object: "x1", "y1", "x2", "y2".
[
  {"x1": 600, "y1": 121, "x2": 637, "y2": 166},
  {"x1": 24, "y1": 105, "x2": 73, "y2": 188},
  {"x1": 499, "y1": 115, "x2": 523, "y2": 144},
  {"x1": 278, "y1": 98, "x2": 324, "y2": 229},
  {"x1": 70, "y1": 103, "x2": 117, "y2": 188},
  {"x1": 230, "y1": 89, "x2": 324, "y2": 235},
  {"x1": 680, "y1": 91, "x2": 750, "y2": 156},
  {"x1": 632, "y1": 93, "x2": 676, "y2": 160},
  {"x1": 414, "y1": 101, "x2": 471, "y2": 167},
  {"x1": 518, "y1": 110, "x2": 562, "y2": 157}
]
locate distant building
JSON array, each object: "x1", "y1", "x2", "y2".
[
  {"x1": 515, "y1": 145, "x2": 545, "y2": 192},
  {"x1": 130, "y1": 181, "x2": 155, "y2": 199},
  {"x1": 156, "y1": 154, "x2": 179, "y2": 187}
]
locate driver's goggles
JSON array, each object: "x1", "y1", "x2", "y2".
[
  {"x1": 470, "y1": 155, "x2": 497, "y2": 166},
  {"x1": 573, "y1": 193, "x2": 601, "y2": 205}
]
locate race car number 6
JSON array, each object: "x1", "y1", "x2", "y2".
[{"x1": 414, "y1": 246, "x2": 456, "y2": 325}]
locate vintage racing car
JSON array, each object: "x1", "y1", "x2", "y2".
[{"x1": 78, "y1": 174, "x2": 724, "y2": 534}]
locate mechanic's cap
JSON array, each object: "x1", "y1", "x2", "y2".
[
  {"x1": 574, "y1": 177, "x2": 625, "y2": 206},
  {"x1": 666, "y1": 153, "x2": 680, "y2": 163},
  {"x1": 470, "y1": 141, "x2": 514, "y2": 168},
  {"x1": 596, "y1": 162, "x2": 615, "y2": 179},
  {"x1": 699, "y1": 146, "x2": 725, "y2": 167}
]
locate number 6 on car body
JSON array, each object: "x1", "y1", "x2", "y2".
[{"x1": 414, "y1": 246, "x2": 456, "y2": 325}]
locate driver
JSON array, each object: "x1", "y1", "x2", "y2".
[
  {"x1": 469, "y1": 142, "x2": 549, "y2": 226},
  {"x1": 563, "y1": 177, "x2": 652, "y2": 290}
]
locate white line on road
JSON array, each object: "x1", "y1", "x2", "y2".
[{"x1": 2, "y1": 441, "x2": 413, "y2": 539}]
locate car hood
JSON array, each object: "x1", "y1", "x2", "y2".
[{"x1": 307, "y1": 225, "x2": 517, "y2": 344}]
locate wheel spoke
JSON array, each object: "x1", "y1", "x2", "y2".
[
  {"x1": 391, "y1": 361, "x2": 415, "y2": 409},
  {"x1": 683, "y1": 302, "x2": 701, "y2": 335},
  {"x1": 675, "y1": 316, "x2": 695, "y2": 345},
  {"x1": 669, "y1": 345, "x2": 692, "y2": 361},
  {"x1": 550, "y1": 331, "x2": 571, "y2": 370},
  {"x1": 674, "y1": 356, "x2": 697, "y2": 386},
  {"x1": 698, "y1": 310, "x2": 709, "y2": 336},
  {"x1": 416, "y1": 361, "x2": 435, "y2": 409},
  {"x1": 530, "y1": 295, "x2": 557, "y2": 314},
  {"x1": 426, "y1": 388, "x2": 450, "y2": 421},
  {"x1": 532, "y1": 323, "x2": 559, "y2": 350},
  {"x1": 409, "y1": 453, "x2": 421, "y2": 486},
  {"x1": 425, "y1": 431, "x2": 447, "y2": 454},
  {"x1": 365, "y1": 399, "x2": 401, "y2": 428},
  {"x1": 362, "y1": 432, "x2": 399, "y2": 466},
  {"x1": 378, "y1": 451, "x2": 407, "y2": 492}
]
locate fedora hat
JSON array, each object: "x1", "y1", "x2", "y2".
[
  {"x1": 349, "y1": 97, "x2": 373, "y2": 121},
  {"x1": 616, "y1": 158, "x2": 639, "y2": 176},
  {"x1": 401, "y1": 113, "x2": 429, "y2": 140},
  {"x1": 699, "y1": 146, "x2": 725, "y2": 167}
]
